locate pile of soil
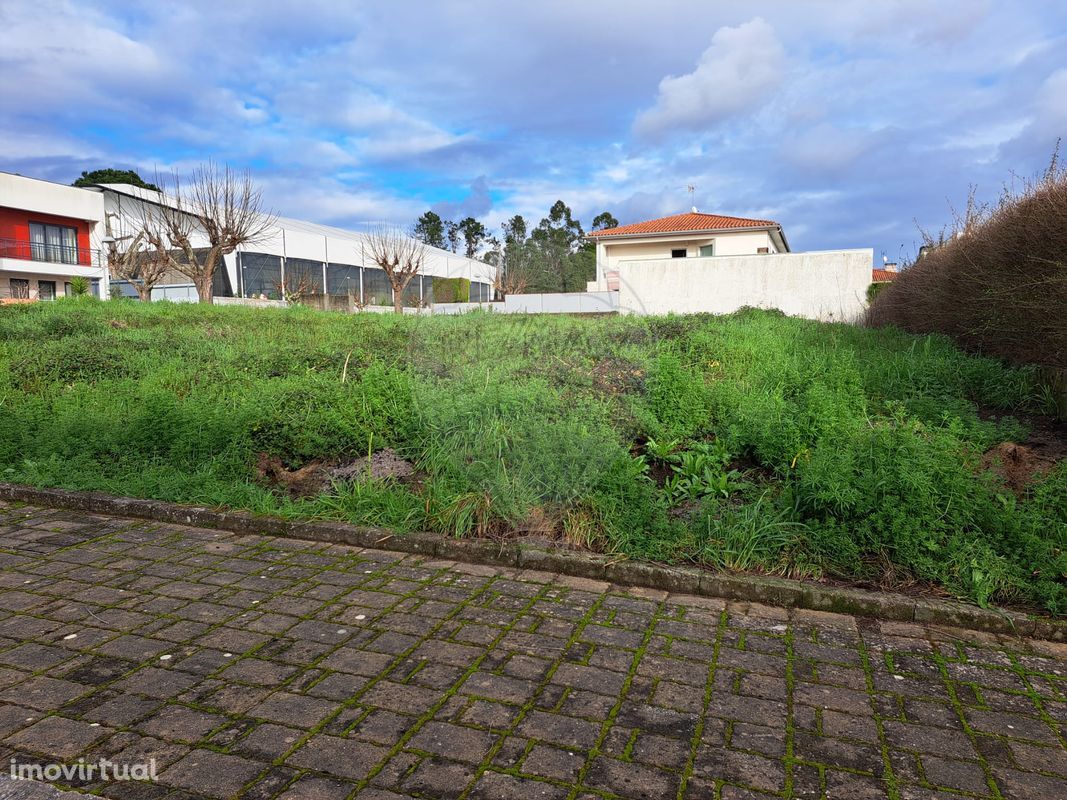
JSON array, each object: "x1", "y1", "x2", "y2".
[
  {"x1": 255, "y1": 448, "x2": 416, "y2": 498},
  {"x1": 980, "y1": 412, "x2": 1067, "y2": 495}
]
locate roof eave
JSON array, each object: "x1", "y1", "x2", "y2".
[{"x1": 588, "y1": 224, "x2": 780, "y2": 241}]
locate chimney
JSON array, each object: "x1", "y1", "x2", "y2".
[{"x1": 884, "y1": 262, "x2": 898, "y2": 273}]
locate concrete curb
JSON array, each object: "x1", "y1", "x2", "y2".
[{"x1": 1, "y1": 482, "x2": 1063, "y2": 641}]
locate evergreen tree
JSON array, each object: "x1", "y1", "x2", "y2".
[
  {"x1": 73, "y1": 168, "x2": 160, "y2": 191},
  {"x1": 457, "y1": 217, "x2": 488, "y2": 259},
  {"x1": 412, "y1": 211, "x2": 447, "y2": 249}
]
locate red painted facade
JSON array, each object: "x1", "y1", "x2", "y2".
[{"x1": 0, "y1": 206, "x2": 94, "y2": 266}]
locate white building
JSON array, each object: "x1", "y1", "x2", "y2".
[
  {"x1": 0, "y1": 172, "x2": 109, "y2": 301},
  {"x1": 583, "y1": 210, "x2": 871, "y2": 322},
  {"x1": 0, "y1": 172, "x2": 495, "y2": 307},
  {"x1": 100, "y1": 184, "x2": 496, "y2": 306},
  {"x1": 586, "y1": 210, "x2": 790, "y2": 291}
]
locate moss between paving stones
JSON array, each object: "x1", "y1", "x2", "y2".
[{"x1": 0, "y1": 482, "x2": 1062, "y2": 642}]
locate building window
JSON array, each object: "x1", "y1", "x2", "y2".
[
  {"x1": 29, "y1": 222, "x2": 78, "y2": 264},
  {"x1": 699, "y1": 244, "x2": 714, "y2": 257},
  {"x1": 9, "y1": 279, "x2": 30, "y2": 299},
  {"x1": 757, "y1": 247, "x2": 770, "y2": 254},
  {"x1": 38, "y1": 281, "x2": 56, "y2": 301},
  {"x1": 671, "y1": 249, "x2": 687, "y2": 258}
]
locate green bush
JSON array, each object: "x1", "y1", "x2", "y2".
[{"x1": 431, "y1": 277, "x2": 470, "y2": 304}]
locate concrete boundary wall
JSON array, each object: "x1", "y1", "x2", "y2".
[
  {"x1": 432, "y1": 291, "x2": 619, "y2": 315},
  {"x1": 616, "y1": 249, "x2": 872, "y2": 322},
  {"x1": 214, "y1": 296, "x2": 289, "y2": 308}
]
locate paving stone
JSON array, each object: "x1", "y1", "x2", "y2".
[
  {"x1": 0, "y1": 676, "x2": 87, "y2": 709},
  {"x1": 992, "y1": 766, "x2": 1067, "y2": 799},
  {"x1": 0, "y1": 506, "x2": 1063, "y2": 800},
  {"x1": 518, "y1": 710, "x2": 600, "y2": 750},
  {"x1": 522, "y1": 743, "x2": 585, "y2": 782},
  {"x1": 137, "y1": 705, "x2": 227, "y2": 743},
  {"x1": 6, "y1": 715, "x2": 112, "y2": 758},
  {"x1": 408, "y1": 721, "x2": 498, "y2": 763},
  {"x1": 160, "y1": 749, "x2": 263, "y2": 797},
  {"x1": 920, "y1": 754, "x2": 991, "y2": 794},
  {"x1": 401, "y1": 756, "x2": 477, "y2": 799},
  {"x1": 249, "y1": 691, "x2": 338, "y2": 727},
  {"x1": 585, "y1": 756, "x2": 678, "y2": 800},
  {"x1": 286, "y1": 733, "x2": 390, "y2": 780}
]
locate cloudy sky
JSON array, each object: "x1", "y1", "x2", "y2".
[{"x1": 2, "y1": 1, "x2": 1065, "y2": 260}]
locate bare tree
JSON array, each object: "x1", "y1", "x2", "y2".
[
  {"x1": 144, "y1": 164, "x2": 275, "y2": 304},
  {"x1": 107, "y1": 198, "x2": 174, "y2": 302},
  {"x1": 364, "y1": 225, "x2": 426, "y2": 313},
  {"x1": 107, "y1": 231, "x2": 170, "y2": 302}
]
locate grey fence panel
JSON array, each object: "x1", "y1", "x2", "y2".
[
  {"x1": 239, "y1": 252, "x2": 283, "y2": 298},
  {"x1": 285, "y1": 258, "x2": 325, "y2": 295},
  {"x1": 326, "y1": 264, "x2": 362, "y2": 299},
  {"x1": 362, "y1": 267, "x2": 392, "y2": 306}
]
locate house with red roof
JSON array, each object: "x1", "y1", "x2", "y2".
[
  {"x1": 586, "y1": 209, "x2": 790, "y2": 290},
  {"x1": 871, "y1": 264, "x2": 899, "y2": 283}
]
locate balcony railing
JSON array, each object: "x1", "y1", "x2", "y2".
[{"x1": 0, "y1": 237, "x2": 103, "y2": 268}]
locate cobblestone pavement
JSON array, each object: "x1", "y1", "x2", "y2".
[{"x1": 0, "y1": 503, "x2": 1063, "y2": 800}]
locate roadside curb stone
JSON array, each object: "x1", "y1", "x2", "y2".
[{"x1": 0, "y1": 482, "x2": 1061, "y2": 641}]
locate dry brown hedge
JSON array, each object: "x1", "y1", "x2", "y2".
[{"x1": 867, "y1": 158, "x2": 1067, "y2": 369}]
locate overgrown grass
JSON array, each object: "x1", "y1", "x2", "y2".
[{"x1": 1, "y1": 299, "x2": 1063, "y2": 613}]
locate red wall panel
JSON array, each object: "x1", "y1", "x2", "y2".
[{"x1": 0, "y1": 207, "x2": 93, "y2": 265}]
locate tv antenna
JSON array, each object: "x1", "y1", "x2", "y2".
[{"x1": 685, "y1": 185, "x2": 697, "y2": 212}]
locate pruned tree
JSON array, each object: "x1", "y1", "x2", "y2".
[
  {"x1": 107, "y1": 231, "x2": 170, "y2": 302},
  {"x1": 364, "y1": 225, "x2": 426, "y2": 313},
  {"x1": 144, "y1": 164, "x2": 275, "y2": 304},
  {"x1": 106, "y1": 200, "x2": 173, "y2": 302}
]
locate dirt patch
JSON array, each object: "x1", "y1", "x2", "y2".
[
  {"x1": 255, "y1": 453, "x2": 330, "y2": 498},
  {"x1": 982, "y1": 442, "x2": 1057, "y2": 495},
  {"x1": 329, "y1": 449, "x2": 415, "y2": 483},
  {"x1": 591, "y1": 358, "x2": 645, "y2": 395},
  {"x1": 255, "y1": 448, "x2": 417, "y2": 498},
  {"x1": 979, "y1": 411, "x2": 1067, "y2": 494}
]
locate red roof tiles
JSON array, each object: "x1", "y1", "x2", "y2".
[
  {"x1": 872, "y1": 269, "x2": 898, "y2": 282},
  {"x1": 588, "y1": 211, "x2": 780, "y2": 238}
]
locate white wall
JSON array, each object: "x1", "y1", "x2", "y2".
[
  {"x1": 0, "y1": 173, "x2": 106, "y2": 236},
  {"x1": 504, "y1": 291, "x2": 619, "y2": 314},
  {"x1": 616, "y1": 249, "x2": 873, "y2": 322},
  {"x1": 431, "y1": 291, "x2": 620, "y2": 315}
]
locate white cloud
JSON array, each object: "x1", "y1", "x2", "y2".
[
  {"x1": 633, "y1": 18, "x2": 786, "y2": 139},
  {"x1": 779, "y1": 124, "x2": 879, "y2": 174},
  {"x1": 1033, "y1": 68, "x2": 1067, "y2": 136}
]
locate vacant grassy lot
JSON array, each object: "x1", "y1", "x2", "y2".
[{"x1": 1, "y1": 300, "x2": 1064, "y2": 613}]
